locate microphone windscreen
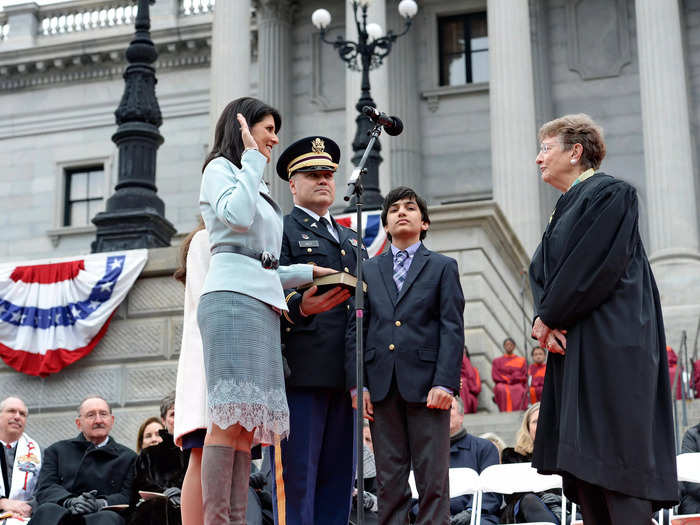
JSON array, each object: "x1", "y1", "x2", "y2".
[{"x1": 385, "y1": 116, "x2": 404, "y2": 136}]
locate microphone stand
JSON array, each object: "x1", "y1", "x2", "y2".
[{"x1": 346, "y1": 121, "x2": 383, "y2": 525}]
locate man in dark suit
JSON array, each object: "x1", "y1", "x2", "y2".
[
  {"x1": 269, "y1": 136, "x2": 366, "y2": 525},
  {"x1": 31, "y1": 396, "x2": 136, "y2": 525},
  {"x1": 348, "y1": 186, "x2": 465, "y2": 525}
]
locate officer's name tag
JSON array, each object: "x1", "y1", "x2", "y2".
[{"x1": 298, "y1": 240, "x2": 320, "y2": 248}]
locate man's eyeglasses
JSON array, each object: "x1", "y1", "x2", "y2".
[{"x1": 80, "y1": 410, "x2": 110, "y2": 420}]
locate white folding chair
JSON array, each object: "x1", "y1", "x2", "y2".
[
  {"x1": 476, "y1": 462, "x2": 568, "y2": 525},
  {"x1": 408, "y1": 468, "x2": 481, "y2": 525},
  {"x1": 667, "y1": 453, "x2": 700, "y2": 525}
]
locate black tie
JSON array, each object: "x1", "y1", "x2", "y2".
[{"x1": 0, "y1": 446, "x2": 9, "y2": 497}]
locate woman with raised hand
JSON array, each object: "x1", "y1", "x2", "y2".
[{"x1": 197, "y1": 97, "x2": 346, "y2": 525}]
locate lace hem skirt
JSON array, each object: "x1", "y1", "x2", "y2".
[{"x1": 198, "y1": 290, "x2": 289, "y2": 445}]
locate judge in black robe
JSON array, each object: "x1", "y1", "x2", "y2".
[{"x1": 529, "y1": 113, "x2": 678, "y2": 524}]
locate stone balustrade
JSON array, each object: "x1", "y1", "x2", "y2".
[
  {"x1": 180, "y1": 0, "x2": 216, "y2": 16},
  {"x1": 38, "y1": 2, "x2": 138, "y2": 36}
]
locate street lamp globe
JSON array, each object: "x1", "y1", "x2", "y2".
[
  {"x1": 365, "y1": 23, "x2": 383, "y2": 42},
  {"x1": 398, "y1": 0, "x2": 418, "y2": 19},
  {"x1": 311, "y1": 8, "x2": 332, "y2": 30}
]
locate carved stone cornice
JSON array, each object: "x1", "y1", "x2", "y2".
[
  {"x1": 0, "y1": 35, "x2": 211, "y2": 91},
  {"x1": 254, "y1": 0, "x2": 298, "y2": 25}
]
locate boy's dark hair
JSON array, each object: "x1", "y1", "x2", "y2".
[
  {"x1": 380, "y1": 186, "x2": 430, "y2": 242},
  {"x1": 531, "y1": 346, "x2": 545, "y2": 356}
]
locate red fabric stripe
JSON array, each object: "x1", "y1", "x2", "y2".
[
  {"x1": 10, "y1": 260, "x2": 85, "y2": 284},
  {"x1": 335, "y1": 217, "x2": 352, "y2": 228},
  {"x1": 0, "y1": 310, "x2": 116, "y2": 377}
]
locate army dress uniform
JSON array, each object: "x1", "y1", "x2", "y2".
[{"x1": 268, "y1": 137, "x2": 368, "y2": 525}]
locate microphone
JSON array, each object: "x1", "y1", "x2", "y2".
[{"x1": 361, "y1": 106, "x2": 404, "y2": 136}]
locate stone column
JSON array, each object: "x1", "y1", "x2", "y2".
[
  {"x1": 487, "y1": 0, "x2": 540, "y2": 256},
  {"x1": 635, "y1": 0, "x2": 700, "y2": 340},
  {"x1": 344, "y1": 0, "x2": 391, "y2": 195},
  {"x1": 387, "y1": 7, "x2": 421, "y2": 193},
  {"x1": 2, "y1": 2, "x2": 39, "y2": 51},
  {"x1": 255, "y1": 0, "x2": 296, "y2": 213},
  {"x1": 636, "y1": 0, "x2": 700, "y2": 260},
  {"x1": 209, "y1": 0, "x2": 251, "y2": 138}
]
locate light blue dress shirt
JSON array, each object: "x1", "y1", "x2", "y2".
[{"x1": 199, "y1": 150, "x2": 313, "y2": 310}]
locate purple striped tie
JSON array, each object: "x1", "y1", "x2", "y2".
[{"x1": 393, "y1": 250, "x2": 409, "y2": 291}]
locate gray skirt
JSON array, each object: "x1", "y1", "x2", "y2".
[{"x1": 197, "y1": 291, "x2": 288, "y2": 445}]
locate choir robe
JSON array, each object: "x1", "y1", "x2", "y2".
[
  {"x1": 528, "y1": 362, "x2": 546, "y2": 404},
  {"x1": 491, "y1": 354, "x2": 527, "y2": 412},
  {"x1": 529, "y1": 172, "x2": 677, "y2": 510},
  {"x1": 460, "y1": 355, "x2": 481, "y2": 414},
  {"x1": 667, "y1": 347, "x2": 682, "y2": 400}
]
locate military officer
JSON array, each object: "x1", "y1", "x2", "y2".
[{"x1": 269, "y1": 136, "x2": 367, "y2": 525}]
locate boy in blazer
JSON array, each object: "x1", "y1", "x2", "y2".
[{"x1": 348, "y1": 186, "x2": 465, "y2": 525}]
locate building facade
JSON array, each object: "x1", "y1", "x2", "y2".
[{"x1": 0, "y1": 0, "x2": 699, "y2": 444}]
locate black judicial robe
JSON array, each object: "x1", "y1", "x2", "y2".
[{"x1": 528, "y1": 172, "x2": 678, "y2": 509}]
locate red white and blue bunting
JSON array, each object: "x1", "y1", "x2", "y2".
[
  {"x1": 335, "y1": 210, "x2": 387, "y2": 258},
  {"x1": 0, "y1": 250, "x2": 148, "y2": 377}
]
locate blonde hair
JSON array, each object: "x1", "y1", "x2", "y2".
[
  {"x1": 514, "y1": 402, "x2": 540, "y2": 455},
  {"x1": 538, "y1": 113, "x2": 606, "y2": 170},
  {"x1": 479, "y1": 432, "x2": 507, "y2": 460}
]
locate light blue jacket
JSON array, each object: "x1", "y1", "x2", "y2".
[{"x1": 199, "y1": 150, "x2": 313, "y2": 310}]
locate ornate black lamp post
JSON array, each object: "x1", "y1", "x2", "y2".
[
  {"x1": 92, "y1": 0, "x2": 175, "y2": 253},
  {"x1": 312, "y1": 0, "x2": 418, "y2": 211}
]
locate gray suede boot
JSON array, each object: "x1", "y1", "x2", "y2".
[
  {"x1": 202, "y1": 445, "x2": 235, "y2": 525},
  {"x1": 230, "y1": 449, "x2": 252, "y2": 524}
]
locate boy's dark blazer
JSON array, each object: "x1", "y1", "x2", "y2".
[{"x1": 346, "y1": 243, "x2": 465, "y2": 402}]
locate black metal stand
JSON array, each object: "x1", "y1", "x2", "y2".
[{"x1": 348, "y1": 122, "x2": 384, "y2": 525}]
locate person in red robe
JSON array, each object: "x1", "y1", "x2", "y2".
[
  {"x1": 667, "y1": 346, "x2": 688, "y2": 400},
  {"x1": 528, "y1": 346, "x2": 547, "y2": 404},
  {"x1": 460, "y1": 347, "x2": 481, "y2": 413},
  {"x1": 492, "y1": 338, "x2": 528, "y2": 412}
]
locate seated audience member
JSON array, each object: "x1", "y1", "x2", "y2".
[
  {"x1": 32, "y1": 396, "x2": 136, "y2": 525},
  {"x1": 680, "y1": 421, "x2": 700, "y2": 514},
  {"x1": 492, "y1": 338, "x2": 528, "y2": 412},
  {"x1": 129, "y1": 393, "x2": 188, "y2": 525},
  {"x1": 413, "y1": 397, "x2": 500, "y2": 525},
  {"x1": 136, "y1": 418, "x2": 164, "y2": 453},
  {"x1": 460, "y1": 346, "x2": 481, "y2": 414},
  {"x1": 0, "y1": 396, "x2": 41, "y2": 524},
  {"x1": 478, "y1": 432, "x2": 506, "y2": 461},
  {"x1": 528, "y1": 347, "x2": 547, "y2": 404},
  {"x1": 500, "y1": 403, "x2": 576, "y2": 523},
  {"x1": 350, "y1": 422, "x2": 378, "y2": 525}
]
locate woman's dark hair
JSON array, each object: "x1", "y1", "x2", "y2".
[
  {"x1": 136, "y1": 416, "x2": 163, "y2": 453},
  {"x1": 202, "y1": 97, "x2": 281, "y2": 172},
  {"x1": 173, "y1": 216, "x2": 206, "y2": 284},
  {"x1": 380, "y1": 186, "x2": 430, "y2": 242}
]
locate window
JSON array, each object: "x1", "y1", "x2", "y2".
[
  {"x1": 63, "y1": 165, "x2": 105, "y2": 227},
  {"x1": 438, "y1": 12, "x2": 488, "y2": 86}
]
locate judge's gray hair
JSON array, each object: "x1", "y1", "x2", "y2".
[{"x1": 538, "y1": 113, "x2": 606, "y2": 171}]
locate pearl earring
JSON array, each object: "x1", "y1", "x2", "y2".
[{"x1": 570, "y1": 159, "x2": 577, "y2": 165}]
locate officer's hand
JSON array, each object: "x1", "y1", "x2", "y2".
[
  {"x1": 352, "y1": 390, "x2": 374, "y2": 421},
  {"x1": 426, "y1": 387, "x2": 452, "y2": 410},
  {"x1": 311, "y1": 265, "x2": 339, "y2": 278},
  {"x1": 300, "y1": 286, "x2": 350, "y2": 316}
]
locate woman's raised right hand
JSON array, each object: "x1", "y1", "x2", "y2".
[{"x1": 237, "y1": 113, "x2": 258, "y2": 152}]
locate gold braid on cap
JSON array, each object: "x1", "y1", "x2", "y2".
[{"x1": 286, "y1": 138, "x2": 338, "y2": 176}]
